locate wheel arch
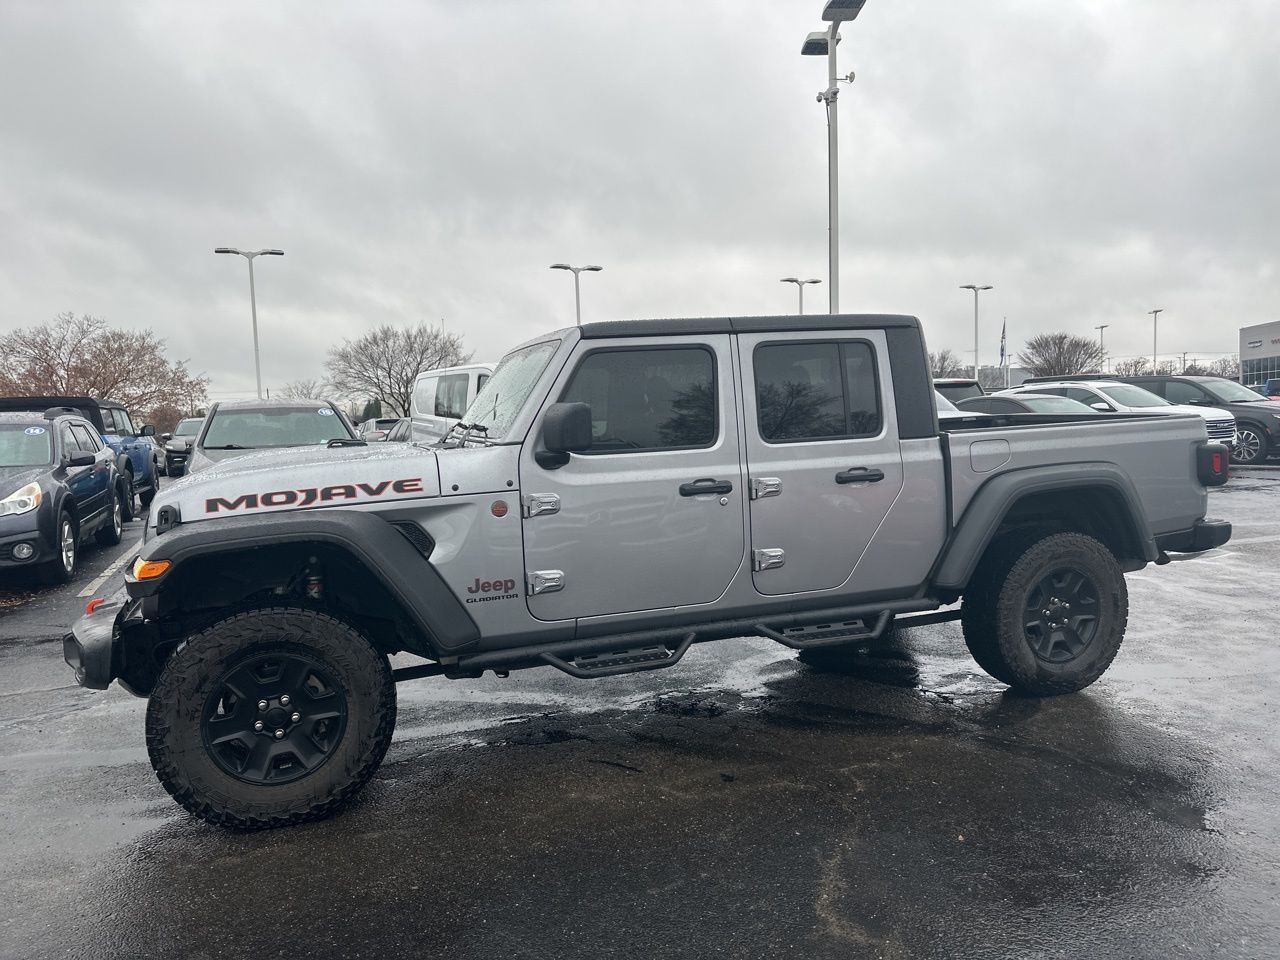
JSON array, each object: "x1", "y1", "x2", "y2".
[{"x1": 933, "y1": 464, "x2": 1157, "y2": 593}]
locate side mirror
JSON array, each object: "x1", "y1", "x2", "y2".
[
  {"x1": 140, "y1": 424, "x2": 156, "y2": 437},
  {"x1": 67, "y1": 452, "x2": 95, "y2": 467},
  {"x1": 536, "y1": 402, "x2": 593, "y2": 468},
  {"x1": 1090, "y1": 402, "x2": 1113, "y2": 412}
]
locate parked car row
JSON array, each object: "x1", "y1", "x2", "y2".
[{"x1": 937, "y1": 373, "x2": 1278, "y2": 463}]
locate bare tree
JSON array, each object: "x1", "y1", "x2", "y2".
[
  {"x1": 0, "y1": 312, "x2": 209, "y2": 414},
  {"x1": 279, "y1": 378, "x2": 331, "y2": 401},
  {"x1": 1112, "y1": 357, "x2": 1151, "y2": 377},
  {"x1": 325, "y1": 323, "x2": 470, "y2": 416},
  {"x1": 1184, "y1": 356, "x2": 1240, "y2": 379},
  {"x1": 1017, "y1": 333, "x2": 1105, "y2": 378},
  {"x1": 929, "y1": 348, "x2": 967, "y2": 378}
]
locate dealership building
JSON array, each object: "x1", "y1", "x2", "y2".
[{"x1": 1240, "y1": 320, "x2": 1280, "y2": 386}]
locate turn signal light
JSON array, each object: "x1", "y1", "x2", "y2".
[{"x1": 132, "y1": 557, "x2": 171, "y2": 580}]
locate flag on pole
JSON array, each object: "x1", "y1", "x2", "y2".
[{"x1": 999, "y1": 318, "x2": 1007, "y2": 366}]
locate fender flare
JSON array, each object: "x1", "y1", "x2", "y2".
[
  {"x1": 932, "y1": 462, "x2": 1158, "y2": 592},
  {"x1": 126, "y1": 509, "x2": 480, "y2": 658}
]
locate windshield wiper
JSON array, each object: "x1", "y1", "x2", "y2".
[{"x1": 203, "y1": 444, "x2": 252, "y2": 450}]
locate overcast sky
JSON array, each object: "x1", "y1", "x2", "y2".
[{"x1": 1, "y1": 0, "x2": 1276, "y2": 398}]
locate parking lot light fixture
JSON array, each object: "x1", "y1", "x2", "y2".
[
  {"x1": 215, "y1": 247, "x2": 285, "y2": 400},
  {"x1": 550, "y1": 263, "x2": 603, "y2": 327},
  {"x1": 802, "y1": 0, "x2": 867, "y2": 314},
  {"x1": 1149, "y1": 308, "x2": 1163, "y2": 372},
  {"x1": 960, "y1": 284, "x2": 993, "y2": 379},
  {"x1": 780, "y1": 277, "x2": 822, "y2": 315}
]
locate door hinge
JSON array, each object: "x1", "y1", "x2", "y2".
[
  {"x1": 527, "y1": 570, "x2": 565, "y2": 595},
  {"x1": 749, "y1": 477, "x2": 782, "y2": 500},
  {"x1": 522, "y1": 493, "x2": 561, "y2": 518},
  {"x1": 752, "y1": 548, "x2": 786, "y2": 572}
]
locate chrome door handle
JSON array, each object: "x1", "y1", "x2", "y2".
[{"x1": 835, "y1": 468, "x2": 885, "y2": 485}]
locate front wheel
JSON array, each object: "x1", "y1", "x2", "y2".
[
  {"x1": 962, "y1": 532, "x2": 1128, "y2": 695},
  {"x1": 146, "y1": 608, "x2": 396, "y2": 830},
  {"x1": 140, "y1": 471, "x2": 160, "y2": 509},
  {"x1": 1232, "y1": 425, "x2": 1269, "y2": 465},
  {"x1": 42, "y1": 511, "x2": 79, "y2": 585}
]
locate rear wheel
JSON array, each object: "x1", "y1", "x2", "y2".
[
  {"x1": 95, "y1": 489, "x2": 124, "y2": 546},
  {"x1": 962, "y1": 532, "x2": 1127, "y2": 695},
  {"x1": 146, "y1": 608, "x2": 396, "y2": 830},
  {"x1": 119, "y1": 469, "x2": 136, "y2": 522},
  {"x1": 1232, "y1": 425, "x2": 1268, "y2": 465}
]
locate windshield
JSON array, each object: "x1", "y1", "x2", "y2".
[
  {"x1": 1098, "y1": 384, "x2": 1169, "y2": 408},
  {"x1": 935, "y1": 382, "x2": 983, "y2": 401},
  {"x1": 202, "y1": 406, "x2": 355, "y2": 449},
  {"x1": 0, "y1": 424, "x2": 53, "y2": 467},
  {"x1": 1201, "y1": 379, "x2": 1269, "y2": 403},
  {"x1": 456, "y1": 340, "x2": 560, "y2": 440},
  {"x1": 1021, "y1": 396, "x2": 1096, "y2": 414},
  {"x1": 174, "y1": 418, "x2": 202, "y2": 436}
]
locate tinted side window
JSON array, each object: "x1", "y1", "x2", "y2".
[
  {"x1": 434, "y1": 374, "x2": 470, "y2": 419},
  {"x1": 1164, "y1": 381, "x2": 1210, "y2": 405},
  {"x1": 755, "y1": 341, "x2": 881, "y2": 442},
  {"x1": 1063, "y1": 388, "x2": 1099, "y2": 406},
  {"x1": 561, "y1": 347, "x2": 716, "y2": 452},
  {"x1": 115, "y1": 410, "x2": 135, "y2": 435},
  {"x1": 58, "y1": 424, "x2": 79, "y2": 457},
  {"x1": 477, "y1": 373, "x2": 490, "y2": 392},
  {"x1": 70, "y1": 424, "x2": 101, "y2": 452},
  {"x1": 98, "y1": 409, "x2": 117, "y2": 433}
]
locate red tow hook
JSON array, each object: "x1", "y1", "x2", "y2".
[{"x1": 85, "y1": 597, "x2": 107, "y2": 616}]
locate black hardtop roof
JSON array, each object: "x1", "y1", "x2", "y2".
[
  {"x1": 578, "y1": 313, "x2": 920, "y2": 339},
  {"x1": 0, "y1": 395, "x2": 123, "y2": 412},
  {"x1": 0, "y1": 409, "x2": 93, "y2": 426}
]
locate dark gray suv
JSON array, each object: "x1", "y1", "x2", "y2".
[{"x1": 1119, "y1": 376, "x2": 1280, "y2": 464}]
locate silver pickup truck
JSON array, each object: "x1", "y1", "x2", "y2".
[{"x1": 65, "y1": 314, "x2": 1232, "y2": 829}]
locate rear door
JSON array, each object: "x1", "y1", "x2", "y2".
[
  {"x1": 69, "y1": 423, "x2": 111, "y2": 517},
  {"x1": 520, "y1": 335, "x2": 745, "y2": 621},
  {"x1": 738, "y1": 331, "x2": 904, "y2": 596}
]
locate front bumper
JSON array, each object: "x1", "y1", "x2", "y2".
[
  {"x1": 0, "y1": 513, "x2": 55, "y2": 568},
  {"x1": 63, "y1": 592, "x2": 127, "y2": 689},
  {"x1": 1155, "y1": 518, "x2": 1233, "y2": 555}
]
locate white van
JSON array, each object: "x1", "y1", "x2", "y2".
[{"x1": 410, "y1": 362, "x2": 496, "y2": 442}]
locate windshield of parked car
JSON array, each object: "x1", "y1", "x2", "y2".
[
  {"x1": 201, "y1": 406, "x2": 355, "y2": 449},
  {"x1": 174, "y1": 418, "x2": 202, "y2": 436},
  {"x1": 1020, "y1": 396, "x2": 1097, "y2": 414},
  {"x1": 1098, "y1": 384, "x2": 1169, "y2": 408},
  {"x1": 0, "y1": 424, "x2": 53, "y2": 467},
  {"x1": 1202, "y1": 379, "x2": 1271, "y2": 403},
  {"x1": 455, "y1": 339, "x2": 560, "y2": 441}
]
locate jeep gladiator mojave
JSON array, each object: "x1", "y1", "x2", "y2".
[{"x1": 64, "y1": 314, "x2": 1232, "y2": 829}]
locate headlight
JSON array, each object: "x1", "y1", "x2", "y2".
[{"x1": 0, "y1": 482, "x2": 42, "y2": 517}]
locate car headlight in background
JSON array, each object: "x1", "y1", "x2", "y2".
[{"x1": 0, "y1": 482, "x2": 42, "y2": 517}]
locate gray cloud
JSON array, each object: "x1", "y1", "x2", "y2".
[{"x1": 1, "y1": 0, "x2": 1275, "y2": 398}]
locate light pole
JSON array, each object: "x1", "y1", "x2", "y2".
[
  {"x1": 549, "y1": 263, "x2": 603, "y2": 326},
  {"x1": 960, "y1": 284, "x2": 993, "y2": 379},
  {"x1": 801, "y1": 0, "x2": 867, "y2": 314},
  {"x1": 1148, "y1": 308, "x2": 1163, "y2": 372},
  {"x1": 780, "y1": 277, "x2": 822, "y2": 315},
  {"x1": 1095, "y1": 324, "x2": 1110, "y2": 371},
  {"x1": 214, "y1": 247, "x2": 284, "y2": 400}
]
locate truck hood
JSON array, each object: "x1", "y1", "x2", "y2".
[
  {"x1": 149, "y1": 443, "x2": 441, "y2": 531},
  {"x1": 1150, "y1": 404, "x2": 1234, "y2": 422}
]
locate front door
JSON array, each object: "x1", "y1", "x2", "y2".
[
  {"x1": 520, "y1": 334, "x2": 745, "y2": 622},
  {"x1": 737, "y1": 331, "x2": 904, "y2": 596}
]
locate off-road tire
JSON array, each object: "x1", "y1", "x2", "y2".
[
  {"x1": 140, "y1": 471, "x2": 159, "y2": 509},
  {"x1": 42, "y1": 510, "x2": 78, "y2": 585},
  {"x1": 146, "y1": 607, "x2": 396, "y2": 830},
  {"x1": 962, "y1": 532, "x2": 1127, "y2": 695},
  {"x1": 95, "y1": 488, "x2": 124, "y2": 546},
  {"x1": 119, "y1": 468, "x2": 136, "y2": 522}
]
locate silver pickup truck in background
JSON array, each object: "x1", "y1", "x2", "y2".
[{"x1": 65, "y1": 314, "x2": 1232, "y2": 828}]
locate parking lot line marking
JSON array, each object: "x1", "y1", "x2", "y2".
[{"x1": 77, "y1": 537, "x2": 144, "y2": 599}]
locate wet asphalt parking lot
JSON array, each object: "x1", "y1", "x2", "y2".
[{"x1": 1, "y1": 479, "x2": 1278, "y2": 959}]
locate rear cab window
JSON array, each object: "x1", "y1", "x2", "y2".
[{"x1": 753, "y1": 341, "x2": 882, "y2": 442}]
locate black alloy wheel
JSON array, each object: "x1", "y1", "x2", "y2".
[
  {"x1": 202, "y1": 652, "x2": 349, "y2": 785},
  {"x1": 1022, "y1": 567, "x2": 1099, "y2": 664}
]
